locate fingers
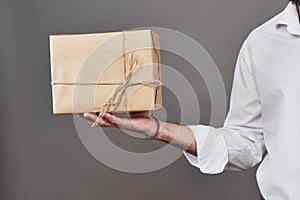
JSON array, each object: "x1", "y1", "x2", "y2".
[
  {"x1": 99, "y1": 117, "x2": 118, "y2": 127},
  {"x1": 103, "y1": 112, "x2": 118, "y2": 124},
  {"x1": 83, "y1": 112, "x2": 98, "y2": 121},
  {"x1": 77, "y1": 113, "x2": 99, "y2": 126},
  {"x1": 77, "y1": 113, "x2": 117, "y2": 127}
]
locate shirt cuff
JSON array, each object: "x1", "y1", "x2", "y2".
[{"x1": 183, "y1": 125, "x2": 229, "y2": 174}]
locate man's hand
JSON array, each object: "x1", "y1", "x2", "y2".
[
  {"x1": 77, "y1": 111, "x2": 197, "y2": 156},
  {"x1": 77, "y1": 111, "x2": 159, "y2": 138}
]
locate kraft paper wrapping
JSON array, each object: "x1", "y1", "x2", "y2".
[{"x1": 49, "y1": 29, "x2": 162, "y2": 114}]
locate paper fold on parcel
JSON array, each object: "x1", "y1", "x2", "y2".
[{"x1": 49, "y1": 29, "x2": 162, "y2": 114}]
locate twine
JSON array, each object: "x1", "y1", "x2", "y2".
[{"x1": 91, "y1": 52, "x2": 161, "y2": 127}]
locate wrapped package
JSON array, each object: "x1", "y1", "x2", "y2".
[{"x1": 49, "y1": 29, "x2": 162, "y2": 114}]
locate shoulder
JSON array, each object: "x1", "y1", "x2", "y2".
[
  {"x1": 236, "y1": 12, "x2": 282, "y2": 62},
  {"x1": 243, "y1": 12, "x2": 283, "y2": 48}
]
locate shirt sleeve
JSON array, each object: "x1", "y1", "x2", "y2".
[{"x1": 183, "y1": 37, "x2": 266, "y2": 174}]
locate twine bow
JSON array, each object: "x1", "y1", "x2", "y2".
[{"x1": 92, "y1": 52, "x2": 161, "y2": 127}]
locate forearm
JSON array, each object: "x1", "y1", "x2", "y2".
[{"x1": 144, "y1": 120, "x2": 197, "y2": 156}]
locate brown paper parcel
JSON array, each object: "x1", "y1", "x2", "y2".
[{"x1": 49, "y1": 30, "x2": 162, "y2": 114}]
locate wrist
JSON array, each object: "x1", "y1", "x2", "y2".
[
  {"x1": 144, "y1": 118, "x2": 170, "y2": 142},
  {"x1": 143, "y1": 117, "x2": 159, "y2": 138},
  {"x1": 137, "y1": 115, "x2": 170, "y2": 142},
  {"x1": 155, "y1": 122, "x2": 174, "y2": 142}
]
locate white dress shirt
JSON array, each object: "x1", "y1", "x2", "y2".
[{"x1": 184, "y1": 2, "x2": 300, "y2": 199}]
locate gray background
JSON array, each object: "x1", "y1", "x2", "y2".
[{"x1": 0, "y1": 0, "x2": 287, "y2": 199}]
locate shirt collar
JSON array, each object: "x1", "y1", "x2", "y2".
[{"x1": 275, "y1": 2, "x2": 300, "y2": 36}]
